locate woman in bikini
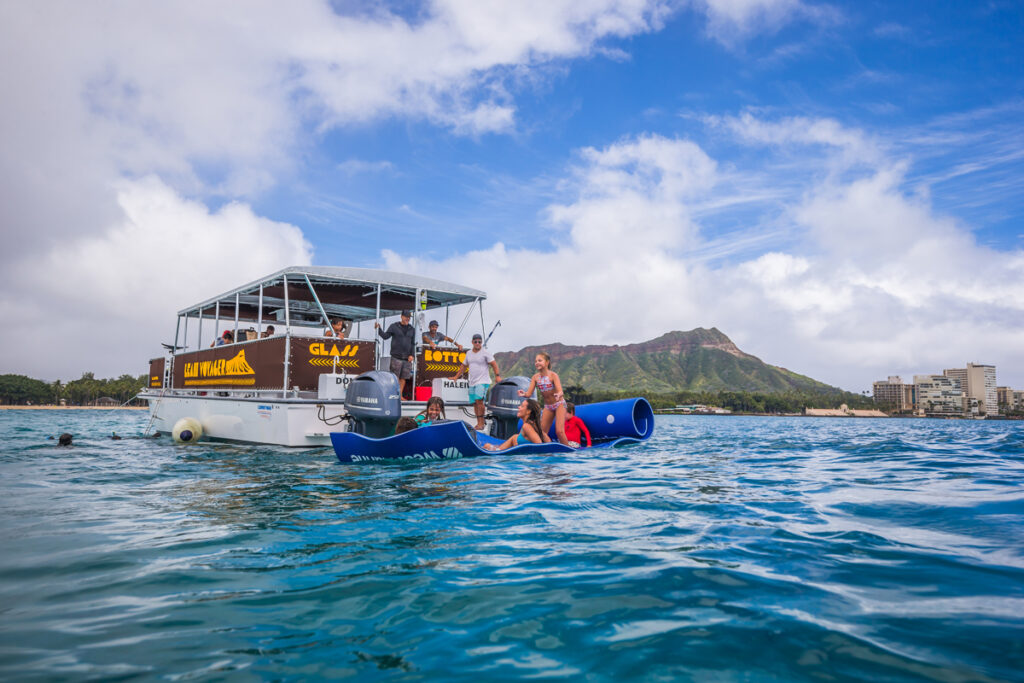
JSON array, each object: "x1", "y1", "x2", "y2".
[
  {"x1": 483, "y1": 399, "x2": 544, "y2": 451},
  {"x1": 519, "y1": 352, "x2": 569, "y2": 446}
]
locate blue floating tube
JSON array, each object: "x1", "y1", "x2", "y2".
[
  {"x1": 331, "y1": 397, "x2": 655, "y2": 463},
  {"x1": 566, "y1": 397, "x2": 655, "y2": 442}
]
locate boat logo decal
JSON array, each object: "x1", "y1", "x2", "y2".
[
  {"x1": 425, "y1": 363, "x2": 461, "y2": 372},
  {"x1": 183, "y1": 350, "x2": 256, "y2": 386},
  {"x1": 308, "y1": 342, "x2": 361, "y2": 369},
  {"x1": 423, "y1": 349, "x2": 466, "y2": 364},
  {"x1": 309, "y1": 342, "x2": 357, "y2": 357},
  {"x1": 310, "y1": 357, "x2": 359, "y2": 368},
  {"x1": 350, "y1": 446, "x2": 464, "y2": 462}
]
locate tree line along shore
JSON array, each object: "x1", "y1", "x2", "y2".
[
  {"x1": 1, "y1": 371, "x2": 877, "y2": 415},
  {"x1": 0, "y1": 373, "x2": 148, "y2": 407}
]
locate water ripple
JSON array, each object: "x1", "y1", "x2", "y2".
[{"x1": 1, "y1": 411, "x2": 1022, "y2": 680}]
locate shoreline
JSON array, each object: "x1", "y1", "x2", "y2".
[{"x1": 0, "y1": 406, "x2": 147, "y2": 410}]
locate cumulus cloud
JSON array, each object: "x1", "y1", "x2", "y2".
[
  {"x1": 1, "y1": 177, "x2": 312, "y2": 379},
  {"x1": 382, "y1": 134, "x2": 714, "y2": 348},
  {"x1": 0, "y1": 0, "x2": 674, "y2": 378},
  {"x1": 382, "y1": 119, "x2": 1024, "y2": 390}
]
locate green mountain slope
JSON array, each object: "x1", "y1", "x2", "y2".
[{"x1": 494, "y1": 328, "x2": 842, "y2": 394}]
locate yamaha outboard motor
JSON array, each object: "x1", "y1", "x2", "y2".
[
  {"x1": 487, "y1": 376, "x2": 532, "y2": 439},
  {"x1": 344, "y1": 371, "x2": 401, "y2": 438}
]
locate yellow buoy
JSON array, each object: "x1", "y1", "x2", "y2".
[{"x1": 172, "y1": 417, "x2": 203, "y2": 444}]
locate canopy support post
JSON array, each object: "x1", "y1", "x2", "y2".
[
  {"x1": 257, "y1": 284, "x2": 264, "y2": 336},
  {"x1": 375, "y1": 283, "x2": 382, "y2": 372},
  {"x1": 283, "y1": 275, "x2": 291, "y2": 398},
  {"x1": 479, "y1": 300, "x2": 487, "y2": 347},
  {"x1": 304, "y1": 274, "x2": 331, "y2": 332}
]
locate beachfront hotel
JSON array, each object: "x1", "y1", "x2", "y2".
[
  {"x1": 873, "y1": 363, "x2": 1013, "y2": 418},
  {"x1": 944, "y1": 363, "x2": 997, "y2": 416}
]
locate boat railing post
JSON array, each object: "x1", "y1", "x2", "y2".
[
  {"x1": 215, "y1": 300, "x2": 220, "y2": 342},
  {"x1": 233, "y1": 293, "x2": 239, "y2": 341},
  {"x1": 198, "y1": 306, "x2": 203, "y2": 351},
  {"x1": 182, "y1": 313, "x2": 189, "y2": 352}
]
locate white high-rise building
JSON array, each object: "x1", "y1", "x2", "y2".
[
  {"x1": 972, "y1": 363, "x2": 997, "y2": 416},
  {"x1": 946, "y1": 364, "x2": 998, "y2": 416},
  {"x1": 915, "y1": 375, "x2": 963, "y2": 417},
  {"x1": 943, "y1": 367, "x2": 967, "y2": 391}
]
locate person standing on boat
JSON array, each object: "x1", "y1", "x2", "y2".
[
  {"x1": 422, "y1": 320, "x2": 463, "y2": 351},
  {"x1": 451, "y1": 333, "x2": 501, "y2": 431},
  {"x1": 375, "y1": 311, "x2": 416, "y2": 399}
]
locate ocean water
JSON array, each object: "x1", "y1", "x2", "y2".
[{"x1": 1, "y1": 410, "x2": 1022, "y2": 682}]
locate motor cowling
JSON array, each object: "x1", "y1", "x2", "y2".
[
  {"x1": 344, "y1": 371, "x2": 401, "y2": 438},
  {"x1": 487, "y1": 375, "x2": 532, "y2": 439}
]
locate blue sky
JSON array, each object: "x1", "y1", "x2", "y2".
[{"x1": 1, "y1": 0, "x2": 1022, "y2": 390}]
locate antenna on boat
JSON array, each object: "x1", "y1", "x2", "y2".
[{"x1": 483, "y1": 320, "x2": 501, "y2": 347}]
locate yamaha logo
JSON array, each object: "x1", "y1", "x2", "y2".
[
  {"x1": 355, "y1": 396, "x2": 378, "y2": 404},
  {"x1": 501, "y1": 399, "x2": 519, "y2": 405}
]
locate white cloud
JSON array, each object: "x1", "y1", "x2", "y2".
[
  {"x1": 0, "y1": 0, "x2": 674, "y2": 379},
  {"x1": 381, "y1": 120, "x2": 1024, "y2": 390},
  {"x1": 1, "y1": 178, "x2": 312, "y2": 379},
  {"x1": 711, "y1": 110, "x2": 886, "y2": 168},
  {"x1": 696, "y1": 0, "x2": 834, "y2": 44},
  {"x1": 337, "y1": 159, "x2": 396, "y2": 176}
]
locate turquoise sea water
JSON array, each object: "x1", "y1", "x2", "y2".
[{"x1": 1, "y1": 410, "x2": 1022, "y2": 681}]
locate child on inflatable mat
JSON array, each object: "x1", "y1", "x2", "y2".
[
  {"x1": 415, "y1": 396, "x2": 446, "y2": 426},
  {"x1": 564, "y1": 402, "x2": 592, "y2": 448}
]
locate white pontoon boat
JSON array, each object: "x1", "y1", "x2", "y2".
[{"x1": 140, "y1": 266, "x2": 490, "y2": 446}]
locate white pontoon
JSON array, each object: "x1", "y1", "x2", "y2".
[{"x1": 140, "y1": 266, "x2": 490, "y2": 446}]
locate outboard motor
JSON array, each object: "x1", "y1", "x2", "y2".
[
  {"x1": 343, "y1": 371, "x2": 401, "y2": 438},
  {"x1": 487, "y1": 376, "x2": 532, "y2": 439}
]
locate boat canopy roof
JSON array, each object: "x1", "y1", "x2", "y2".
[{"x1": 179, "y1": 266, "x2": 486, "y2": 324}]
